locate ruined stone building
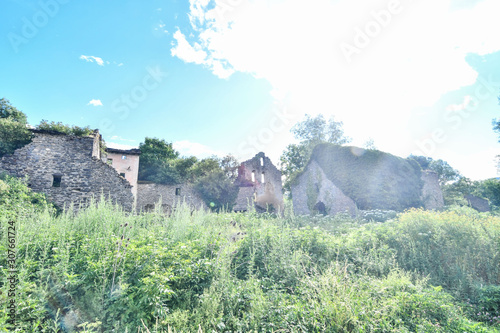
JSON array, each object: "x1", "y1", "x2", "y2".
[
  {"x1": 233, "y1": 152, "x2": 284, "y2": 212},
  {"x1": 104, "y1": 148, "x2": 141, "y2": 200},
  {"x1": 0, "y1": 129, "x2": 134, "y2": 211},
  {"x1": 292, "y1": 144, "x2": 445, "y2": 216},
  {"x1": 136, "y1": 182, "x2": 206, "y2": 213}
]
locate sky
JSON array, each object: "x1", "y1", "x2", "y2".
[{"x1": 1, "y1": 0, "x2": 499, "y2": 180}]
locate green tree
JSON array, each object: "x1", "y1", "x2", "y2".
[
  {"x1": 138, "y1": 137, "x2": 181, "y2": 184},
  {"x1": 190, "y1": 156, "x2": 240, "y2": 211},
  {"x1": 428, "y1": 159, "x2": 461, "y2": 186},
  {"x1": 408, "y1": 155, "x2": 433, "y2": 170},
  {"x1": 475, "y1": 178, "x2": 500, "y2": 207},
  {"x1": 363, "y1": 138, "x2": 377, "y2": 150},
  {"x1": 195, "y1": 170, "x2": 239, "y2": 212},
  {"x1": 188, "y1": 157, "x2": 220, "y2": 181},
  {"x1": 408, "y1": 155, "x2": 461, "y2": 186},
  {"x1": 172, "y1": 156, "x2": 198, "y2": 180},
  {"x1": 280, "y1": 114, "x2": 351, "y2": 191},
  {"x1": 442, "y1": 177, "x2": 477, "y2": 206},
  {"x1": 0, "y1": 98, "x2": 27, "y2": 123},
  {"x1": 0, "y1": 98, "x2": 31, "y2": 157}
]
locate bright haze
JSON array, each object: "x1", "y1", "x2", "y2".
[{"x1": 1, "y1": 0, "x2": 499, "y2": 180}]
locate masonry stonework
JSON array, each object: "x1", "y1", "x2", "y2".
[
  {"x1": 291, "y1": 160, "x2": 357, "y2": 216},
  {"x1": 420, "y1": 170, "x2": 445, "y2": 210},
  {"x1": 0, "y1": 130, "x2": 134, "y2": 211},
  {"x1": 233, "y1": 152, "x2": 283, "y2": 212},
  {"x1": 137, "y1": 182, "x2": 207, "y2": 213}
]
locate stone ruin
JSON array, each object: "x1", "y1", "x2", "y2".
[
  {"x1": 291, "y1": 145, "x2": 445, "y2": 216},
  {"x1": 233, "y1": 152, "x2": 284, "y2": 212},
  {"x1": 136, "y1": 182, "x2": 206, "y2": 214},
  {"x1": 0, "y1": 129, "x2": 134, "y2": 211},
  {"x1": 0, "y1": 130, "x2": 448, "y2": 217}
]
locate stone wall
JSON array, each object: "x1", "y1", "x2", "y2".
[
  {"x1": 291, "y1": 160, "x2": 357, "y2": 216},
  {"x1": 420, "y1": 170, "x2": 445, "y2": 210},
  {"x1": 234, "y1": 152, "x2": 284, "y2": 212},
  {"x1": 0, "y1": 130, "x2": 134, "y2": 211},
  {"x1": 137, "y1": 182, "x2": 207, "y2": 213},
  {"x1": 465, "y1": 194, "x2": 490, "y2": 212}
]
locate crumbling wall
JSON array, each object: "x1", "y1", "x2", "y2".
[
  {"x1": 234, "y1": 152, "x2": 283, "y2": 212},
  {"x1": 137, "y1": 183, "x2": 206, "y2": 213},
  {"x1": 420, "y1": 170, "x2": 444, "y2": 210},
  {"x1": 0, "y1": 130, "x2": 134, "y2": 211},
  {"x1": 465, "y1": 194, "x2": 490, "y2": 212},
  {"x1": 291, "y1": 160, "x2": 357, "y2": 216}
]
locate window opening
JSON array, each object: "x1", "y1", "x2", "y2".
[
  {"x1": 251, "y1": 170, "x2": 256, "y2": 182},
  {"x1": 260, "y1": 157, "x2": 264, "y2": 166},
  {"x1": 175, "y1": 188, "x2": 181, "y2": 196},
  {"x1": 52, "y1": 175, "x2": 62, "y2": 187},
  {"x1": 261, "y1": 172, "x2": 265, "y2": 183}
]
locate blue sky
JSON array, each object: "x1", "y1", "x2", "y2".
[{"x1": 1, "y1": 0, "x2": 499, "y2": 180}]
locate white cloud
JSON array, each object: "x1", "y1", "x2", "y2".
[
  {"x1": 172, "y1": 0, "x2": 500, "y2": 175},
  {"x1": 171, "y1": 29, "x2": 234, "y2": 78},
  {"x1": 173, "y1": 140, "x2": 225, "y2": 158},
  {"x1": 154, "y1": 20, "x2": 169, "y2": 34},
  {"x1": 106, "y1": 142, "x2": 139, "y2": 150},
  {"x1": 87, "y1": 99, "x2": 103, "y2": 106},
  {"x1": 446, "y1": 95, "x2": 474, "y2": 112},
  {"x1": 109, "y1": 135, "x2": 136, "y2": 143},
  {"x1": 80, "y1": 55, "x2": 105, "y2": 66}
]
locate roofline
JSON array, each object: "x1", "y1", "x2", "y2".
[{"x1": 106, "y1": 148, "x2": 141, "y2": 155}]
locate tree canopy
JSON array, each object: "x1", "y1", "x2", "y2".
[
  {"x1": 409, "y1": 155, "x2": 461, "y2": 186},
  {"x1": 138, "y1": 137, "x2": 239, "y2": 211},
  {"x1": 36, "y1": 120, "x2": 94, "y2": 136},
  {"x1": 280, "y1": 114, "x2": 351, "y2": 192},
  {"x1": 0, "y1": 98, "x2": 31, "y2": 157}
]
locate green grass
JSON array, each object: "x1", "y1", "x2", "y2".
[{"x1": 1, "y1": 176, "x2": 500, "y2": 332}]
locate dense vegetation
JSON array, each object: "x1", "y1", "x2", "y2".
[
  {"x1": 296, "y1": 143, "x2": 424, "y2": 210},
  {"x1": 138, "y1": 137, "x2": 240, "y2": 211},
  {"x1": 280, "y1": 114, "x2": 352, "y2": 192},
  {"x1": 1, "y1": 176, "x2": 499, "y2": 332},
  {"x1": 0, "y1": 98, "x2": 32, "y2": 157}
]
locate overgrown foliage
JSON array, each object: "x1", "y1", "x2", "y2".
[
  {"x1": 280, "y1": 114, "x2": 351, "y2": 192},
  {"x1": 1, "y1": 179, "x2": 499, "y2": 331},
  {"x1": 409, "y1": 155, "x2": 461, "y2": 186},
  {"x1": 0, "y1": 98, "x2": 32, "y2": 157},
  {"x1": 138, "y1": 137, "x2": 239, "y2": 210},
  {"x1": 195, "y1": 170, "x2": 239, "y2": 212},
  {"x1": 299, "y1": 143, "x2": 424, "y2": 210},
  {"x1": 443, "y1": 177, "x2": 500, "y2": 209},
  {"x1": 36, "y1": 120, "x2": 107, "y2": 156},
  {"x1": 36, "y1": 120, "x2": 94, "y2": 137}
]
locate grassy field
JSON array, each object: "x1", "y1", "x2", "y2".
[{"x1": 1, "y1": 174, "x2": 500, "y2": 332}]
